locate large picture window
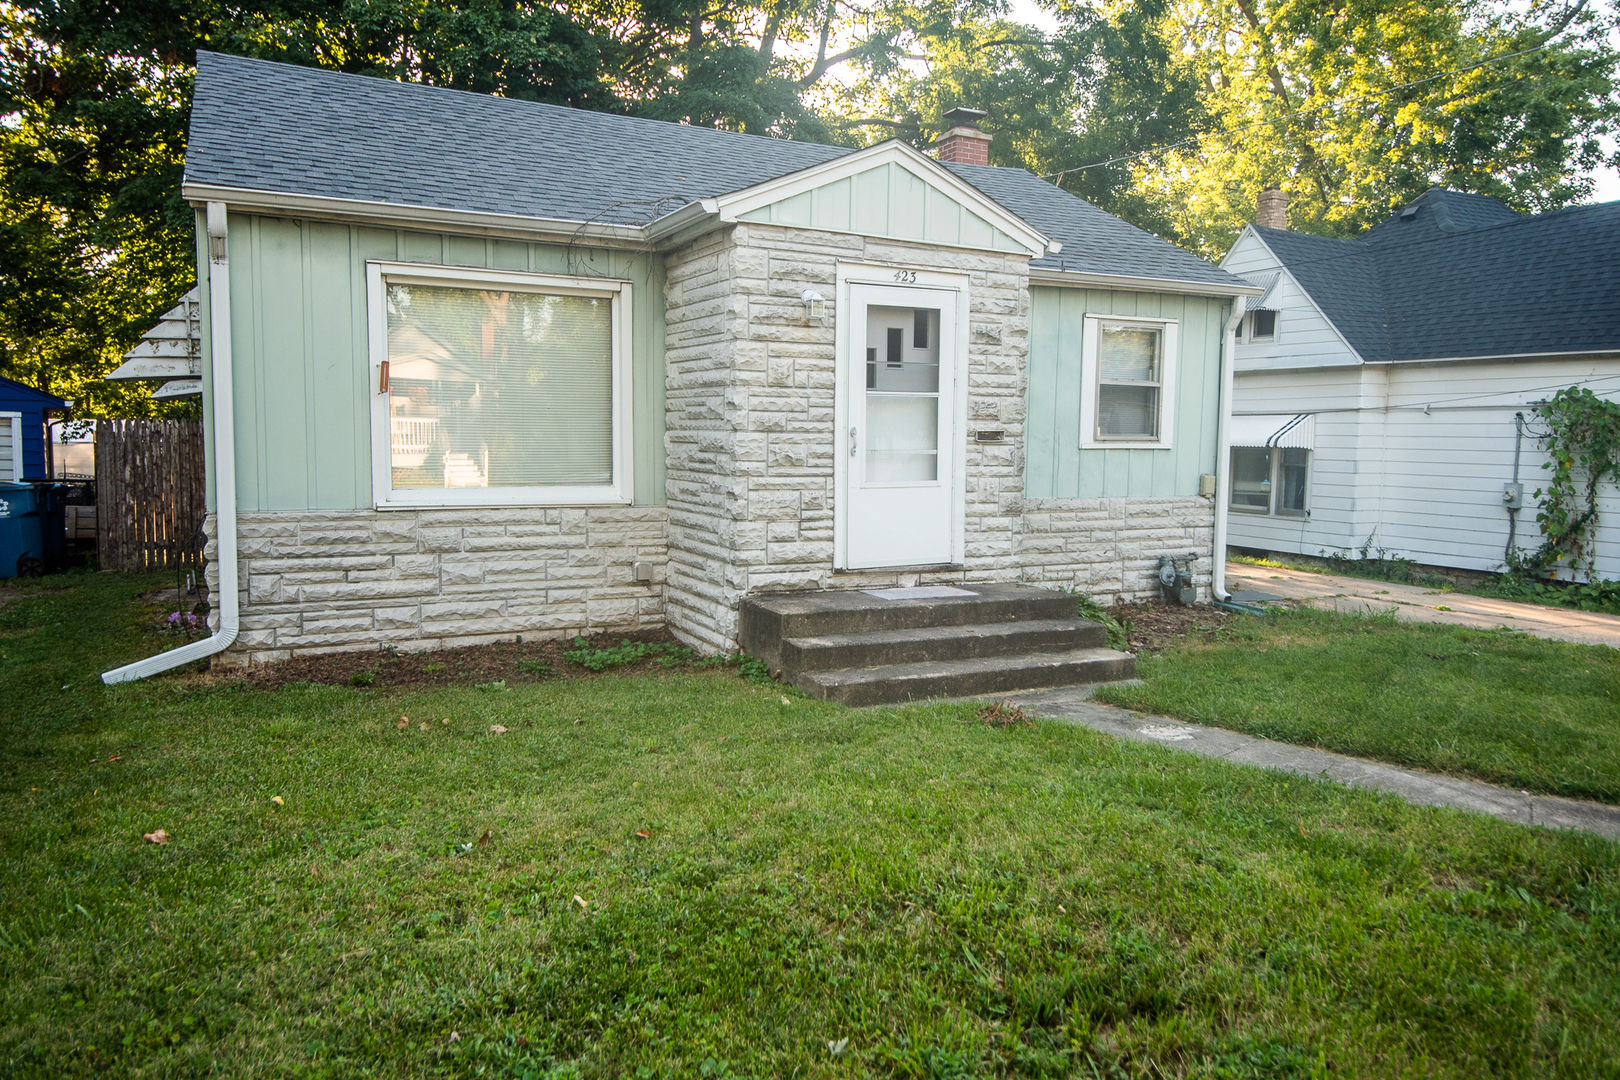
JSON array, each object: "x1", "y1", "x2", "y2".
[
  {"x1": 1079, "y1": 315, "x2": 1178, "y2": 449},
  {"x1": 367, "y1": 263, "x2": 631, "y2": 508}
]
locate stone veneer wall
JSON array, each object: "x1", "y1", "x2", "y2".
[
  {"x1": 206, "y1": 507, "x2": 667, "y2": 665},
  {"x1": 1014, "y1": 496, "x2": 1215, "y2": 604},
  {"x1": 661, "y1": 223, "x2": 1037, "y2": 651}
]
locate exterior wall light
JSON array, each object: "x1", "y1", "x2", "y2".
[{"x1": 801, "y1": 289, "x2": 827, "y2": 323}]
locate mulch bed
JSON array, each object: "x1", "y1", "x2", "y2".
[
  {"x1": 1110, "y1": 599, "x2": 1258, "y2": 653},
  {"x1": 193, "y1": 628, "x2": 689, "y2": 691}
]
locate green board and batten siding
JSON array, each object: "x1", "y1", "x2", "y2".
[
  {"x1": 738, "y1": 163, "x2": 1026, "y2": 253},
  {"x1": 1025, "y1": 285, "x2": 1229, "y2": 499},
  {"x1": 201, "y1": 211, "x2": 666, "y2": 512}
]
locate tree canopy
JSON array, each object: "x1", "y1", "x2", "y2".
[{"x1": 2, "y1": 0, "x2": 1615, "y2": 414}]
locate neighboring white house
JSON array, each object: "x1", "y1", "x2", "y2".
[{"x1": 1221, "y1": 188, "x2": 1620, "y2": 580}]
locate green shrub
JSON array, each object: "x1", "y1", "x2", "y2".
[{"x1": 1070, "y1": 592, "x2": 1129, "y2": 651}]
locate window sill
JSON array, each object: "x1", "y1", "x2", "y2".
[
  {"x1": 1082, "y1": 441, "x2": 1172, "y2": 451},
  {"x1": 375, "y1": 487, "x2": 632, "y2": 511}
]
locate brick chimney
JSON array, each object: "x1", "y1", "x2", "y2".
[
  {"x1": 932, "y1": 107, "x2": 992, "y2": 166},
  {"x1": 1256, "y1": 186, "x2": 1289, "y2": 230}
]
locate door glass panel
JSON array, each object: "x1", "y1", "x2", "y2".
[
  {"x1": 865, "y1": 304, "x2": 941, "y2": 483},
  {"x1": 866, "y1": 396, "x2": 938, "y2": 482}
]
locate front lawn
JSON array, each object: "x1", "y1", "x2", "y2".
[
  {"x1": 1096, "y1": 605, "x2": 1620, "y2": 803},
  {"x1": 1, "y1": 574, "x2": 1618, "y2": 1078}
]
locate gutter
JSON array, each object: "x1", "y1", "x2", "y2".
[
  {"x1": 1029, "y1": 266, "x2": 1264, "y2": 299},
  {"x1": 102, "y1": 202, "x2": 241, "y2": 683},
  {"x1": 181, "y1": 183, "x2": 648, "y2": 247},
  {"x1": 1210, "y1": 295, "x2": 1248, "y2": 603}
]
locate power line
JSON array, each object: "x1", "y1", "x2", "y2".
[{"x1": 1041, "y1": 39, "x2": 1558, "y2": 183}]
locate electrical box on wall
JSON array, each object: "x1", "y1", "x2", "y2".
[
  {"x1": 1198, "y1": 473, "x2": 1217, "y2": 497},
  {"x1": 1502, "y1": 482, "x2": 1524, "y2": 510},
  {"x1": 632, "y1": 560, "x2": 654, "y2": 583}
]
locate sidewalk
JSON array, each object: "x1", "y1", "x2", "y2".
[
  {"x1": 1006, "y1": 687, "x2": 1620, "y2": 842},
  {"x1": 1226, "y1": 562, "x2": 1620, "y2": 647}
]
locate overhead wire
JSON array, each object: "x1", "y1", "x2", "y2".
[{"x1": 1039, "y1": 38, "x2": 1561, "y2": 184}]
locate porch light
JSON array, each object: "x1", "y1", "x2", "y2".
[{"x1": 801, "y1": 289, "x2": 827, "y2": 323}]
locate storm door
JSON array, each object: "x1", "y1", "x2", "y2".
[{"x1": 840, "y1": 284, "x2": 960, "y2": 568}]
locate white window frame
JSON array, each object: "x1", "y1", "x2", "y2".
[
  {"x1": 1247, "y1": 309, "x2": 1278, "y2": 343},
  {"x1": 366, "y1": 261, "x2": 633, "y2": 510},
  {"x1": 1229, "y1": 446, "x2": 1311, "y2": 517},
  {"x1": 0, "y1": 412, "x2": 21, "y2": 482},
  {"x1": 1079, "y1": 315, "x2": 1178, "y2": 449}
]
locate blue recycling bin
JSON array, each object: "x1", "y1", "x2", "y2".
[{"x1": 0, "y1": 482, "x2": 46, "y2": 578}]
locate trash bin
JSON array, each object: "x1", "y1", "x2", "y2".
[
  {"x1": 27, "y1": 482, "x2": 67, "y2": 571},
  {"x1": 0, "y1": 482, "x2": 46, "y2": 578}
]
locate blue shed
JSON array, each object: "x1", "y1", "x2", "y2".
[{"x1": 0, "y1": 376, "x2": 69, "y2": 482}]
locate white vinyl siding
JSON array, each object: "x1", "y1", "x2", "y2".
[
  {"x1": 1221, "y1": 232, "x2": 1361, "y2": 371},
  {"x1": 1229, "y1": 359, "x2": 1620, "y2": 579},
  {"x1": 0, "y1": 414, "x2": 18, "y2": 482}
]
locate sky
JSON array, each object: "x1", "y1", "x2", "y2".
[{"x1": 1001, "y1": 0, "x2": 1620, "y2": 203}]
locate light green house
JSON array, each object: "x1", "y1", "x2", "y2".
[{"x1": 106, "y1": 52, "x2": 1258, "y2": 682}]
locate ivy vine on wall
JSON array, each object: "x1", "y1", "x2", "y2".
[{"x1": 1520, "y1": 387, "x2": 1620, "y2": 578}]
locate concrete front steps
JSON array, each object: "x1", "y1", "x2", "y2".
[{"x1": 738, "y1": 583, "x2": 1135, "y2": 706}]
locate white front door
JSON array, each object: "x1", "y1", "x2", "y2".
[{"x1": 839, "y1": 283, "x2": 961, "y2": 569}]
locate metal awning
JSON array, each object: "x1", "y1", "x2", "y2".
[
  {"x1": 1241, "y1": 271, "x2": 1284, "y2": 311},
  {"x1": 1230, "y1": 413, "x2": 1314, "y2": 449}
]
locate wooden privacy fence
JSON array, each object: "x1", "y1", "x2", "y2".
[{"x1": 96, "y1": 419, "x2": 207, "y2": 571}]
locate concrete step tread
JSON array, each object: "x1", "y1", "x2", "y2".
[
  {"x1": 796, "y1": 647, "x2": 1136, "y2": 705},
  {"x1": 805, "y1": 646, "x2": 1131, "y2": 687},
  {"x1": 785, "y1": 617, "x2": 1105, "y2": 651},
  {"x1": 744, "y1": 582, "x2": 1068, "y2": 620}
]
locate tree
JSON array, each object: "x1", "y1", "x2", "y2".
[
  {"x1": 1124, "y1": 0, "x2": 1620, "y2": 256},
  {"x1": 2, "y1": 0, "x2": 993, "y2": 416}
]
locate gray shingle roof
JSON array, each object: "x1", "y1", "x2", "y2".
[
  {"x1": 942, "y1": 162, "x2": 1240, "y2": 287},
  {"x1": 1253, "y1": 190, "x2": 1620, "y2": 363},
  {"x1": 186, "y1": 51, "x2": 849, "y2": 226},
  {"x1": 186, "y1": 51, "x2": 1242, "y2": 291}
]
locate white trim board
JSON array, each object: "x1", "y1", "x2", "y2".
[
  {"x1": 0, "y1": 412, "x2": 20, "y2": 482},
  {"x1": 1078, "y1": 315, "x2": 1180, "y2": 450},
  {"x1": 364, "y1": 261, "x2": 635, "y2": 510}
]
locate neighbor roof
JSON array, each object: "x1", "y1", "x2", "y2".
[
  {"x1": 185, "y1": 51, "x2": 1243, "y2": 292},
  {"x1": 1245, "y1": 189, "x2": 1620, "y2": 363},
  {"x1": 0, "y1": 375, "x2": 69, "y2": 408}
]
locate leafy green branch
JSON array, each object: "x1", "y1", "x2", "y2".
[{"x1": 1520, "y1": 386, "x2": 1620, "y2": 578}]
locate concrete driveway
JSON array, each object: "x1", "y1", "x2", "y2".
[{"x1": 1226, "y1": 562, "x2": 1620, "y2": 648}]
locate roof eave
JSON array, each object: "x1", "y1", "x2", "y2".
[
  {"x1": 181, "y1": 182, "x2": 651, "y2": 247},
  {"x1": 1029, "y1": 266, "x2": 1262, "y2": 298},
  {"x1": 644, "y1": 199, "x2": 723, "y2": 249}
]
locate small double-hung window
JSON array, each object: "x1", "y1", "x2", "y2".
[
  {"x1": 367, "y1": 262, "x2": 632, "y2": 508},
  {"x1": 1080, "y1": 316, "x2": 1179, "y2": 449}
]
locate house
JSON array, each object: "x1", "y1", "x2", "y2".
[
  {"x1": 0, "y1": 375, "x2": 70, "y2": 482},
  {"x1": 105, "y1": 51, "x2": 1260, "y2": 680},
  {"x1": 1221, "y1": 188, "x2": 1620, "y2": 580}
]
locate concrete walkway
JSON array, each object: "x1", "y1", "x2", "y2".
[
  {"x1": 1226, "y1": 562, "x2": 1620, "y2": 647},
  {"x1": 1003, "y1": 686, "x2": 1620, "y2": 842}
]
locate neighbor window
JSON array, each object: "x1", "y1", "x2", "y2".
[
  {"x1": 367, "y1": 263, "x2": 631, "y2": 508},
  {"x1": 1248, "y1": 309, "x2": 1277, "y2": 342},
  {"x1": 1229, "y1": 446, "x2": 1309, "y2": 516},
  {"x1": 1081, "y1": 316, "x2": 1178, "y2": 448}
]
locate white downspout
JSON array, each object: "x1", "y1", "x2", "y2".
[
  {"x1": 1210, "y1": 295, "x2": 1247, "y2": 602},
  {"x1": 102, "y1": 202, "x2": 240, "y2": 683}
]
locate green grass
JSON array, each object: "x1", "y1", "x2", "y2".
[
  {"x1": 1096, "y1": 606, "x2": 1620, "y2": 804},
  {"x1": 2, "y1": 574, "x2": 1619, "y2": 1078}
]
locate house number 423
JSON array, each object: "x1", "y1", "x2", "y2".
[{"x1": 892, "y1": 270, "x2": 918, "y2": 283}]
